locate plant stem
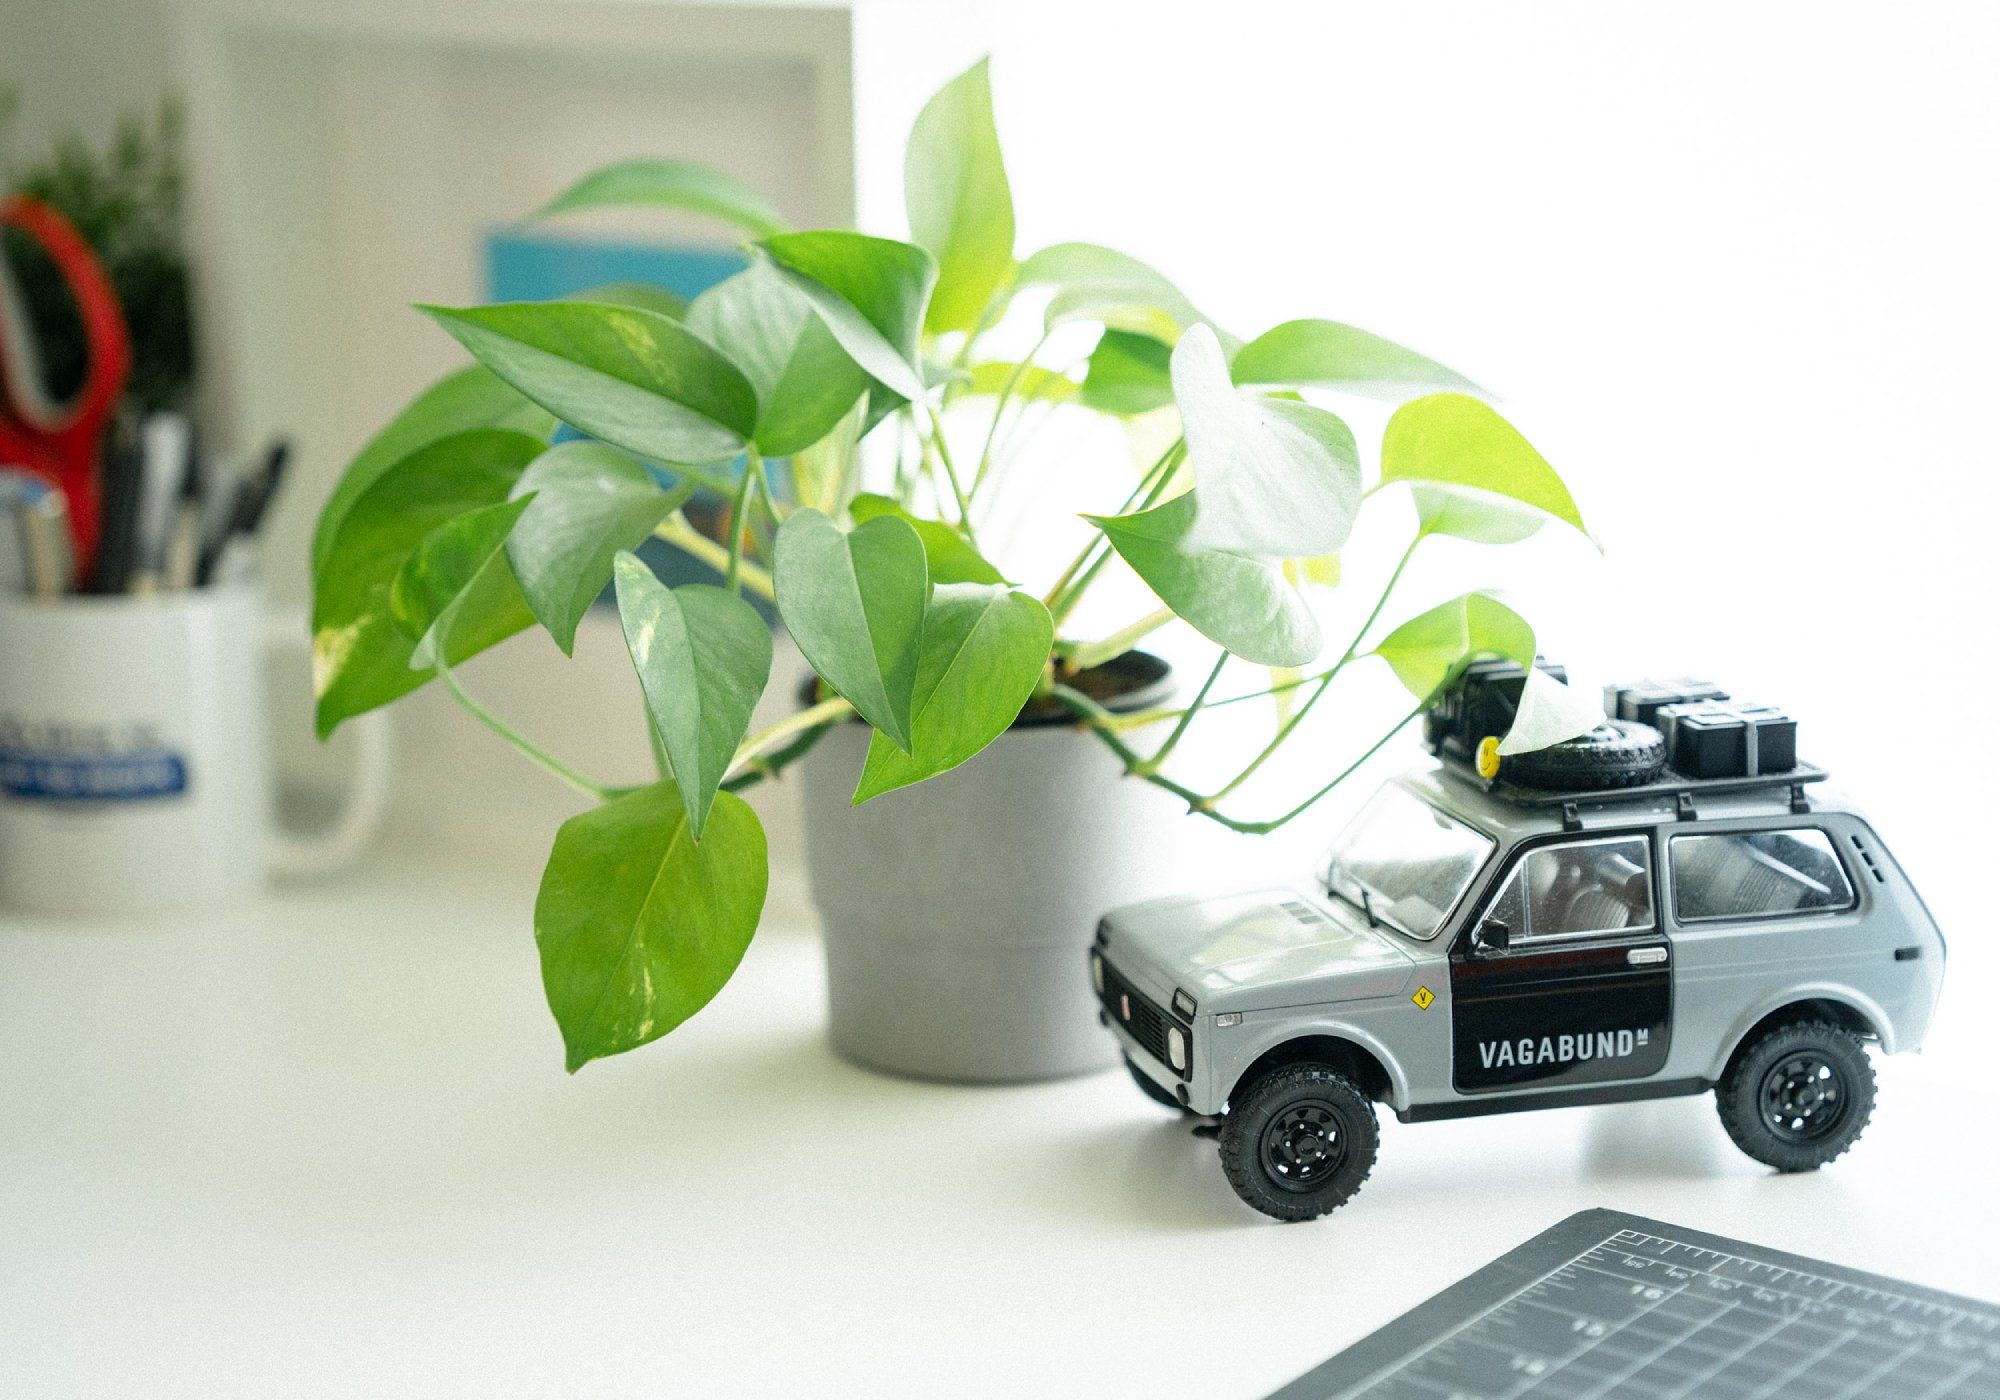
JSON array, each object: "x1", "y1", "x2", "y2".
[
  {"x1": 725, "y1": 457, "x2": 759, "y2": 593},
  {"x1": 972, "y1": 333, "x2": 1050, "y2": 496},
  {"x1": 748, "y1": 451, "x2": 786, "y2": 528},
  {"x1": 1048, "y1": 681, "x2": 1424, "y2": 836},
  {"x1": 437, "y1": 660, "x2": 612, "y2": 801},
  {"x1": 1042, "y1": 436, "x2": 1184, "y2": 615},
  {"x1": 643, "y1": 698, "x2": 671, "y2": 782},
  {"x1": 925, "y1": 408, "x2": 978, "y2": 545},
  {"x1": 726, "y1": 695, "x2": 854, "y2": 780},
  {"x1": 721, "y1": 719, "x2": 833, "y2": 793},
  {"x1": 1226, "y1": 706, "x2": 1425, "y2": 834},
  {"x1": 1208, "y1": 533, "x2": 1424, "y2": 802},
  {"x1": 1142, "y1": 649, "x2": 1227, "y2": 773},
  {"x1": 655, "y1": 513, "x2": 775, "y2": 601},
  {"x1": 1046, "y1": 682, "x2": 1217, "y2": 814},
  {"x1": 1047, "y1": 439, "x2": 1186, "y2": 626},
  {"x1": 1064, "y1": 606, "x2": 1175, "y2": 673}
]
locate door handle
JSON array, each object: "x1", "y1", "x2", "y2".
[{"x1": 1627, "y1": 946, "x2": 1669, "y2": 966}]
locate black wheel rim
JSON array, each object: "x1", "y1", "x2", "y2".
[
  {"x1": 1758, "y1": 1052, "x2": 1848, "y2": 1143},
  {"x1": 1260, "y1": 1098, "x2": 1348, "y2": 1192}
]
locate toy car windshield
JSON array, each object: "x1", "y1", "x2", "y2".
[{"x1": 1319, "y1": 784, "x2": 1492, "y2": 941}]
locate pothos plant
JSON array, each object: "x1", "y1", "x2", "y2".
[{"x1": 311, "y1": 59, "x2": 1601, "y2": 1072}]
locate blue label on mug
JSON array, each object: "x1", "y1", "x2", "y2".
[{"x1": 0, "y1": 748, "x2": 189, "y2": 802}]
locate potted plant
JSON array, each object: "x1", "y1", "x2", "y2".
[{"x1": 310, "y1": 58, "x2": 1600, "y2": 1078}]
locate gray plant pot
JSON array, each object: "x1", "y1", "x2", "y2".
[{"x1": 799, "y1": 654, "x2": 1187, "y2": 1083}]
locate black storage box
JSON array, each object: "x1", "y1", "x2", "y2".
[
  {"x1": 1424, "y1": 657, "x2": 1567, "y2": 765},
  {"x1": 1655, "y1": 700, "x2": 1798, "y2": 778},
  {"x1": 1604, "y1": 677, "x2": 1729, "y2": 728}
]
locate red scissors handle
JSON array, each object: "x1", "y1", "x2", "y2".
[{"x1": 0, "y1": 194, "x2": 133, "y2": 573}]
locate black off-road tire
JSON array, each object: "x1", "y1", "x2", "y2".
[
  {"x1": 1219, "y1": 1064, "x2": 1378, "y2": 1222},
  {"x1": 1127, "y1": 1056, "x2": 1188, "y2": 1112},
  {"x1": 1502, "y1": 719, "x2": 1666, "y2": 791},
  {"x1": 1716, "y1": 1021, "x2": 1875, "y2": 1172}
]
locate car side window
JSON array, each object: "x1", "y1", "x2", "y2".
[
  {"x1": 1482, "y1": 836, "x2": 1655, "y2": 943},
  {"x1": 1671, "y1": 828, "x2": 1856, "y2": 922}
]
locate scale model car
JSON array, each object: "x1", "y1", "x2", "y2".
[{"x1": 1090, "y1": 671, "x2": 1946, "y2": 1221}]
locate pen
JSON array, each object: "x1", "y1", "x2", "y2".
[
  {"x1": 85, "y1": 415, "x2": 143, "y2": 594},
  {"x1": 128, "y1": 412, "x2": 191, "y2": 595},
  {"x1": 197, "y1": 438, "x2": 289, "y2": 588},
  {"x1": 162, "y1": 426, "x2": 205, "y2": 591}
]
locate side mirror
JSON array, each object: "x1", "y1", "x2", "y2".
[{"x1": 1474, "y1": 917, "x2": 1512, "y2": 953}]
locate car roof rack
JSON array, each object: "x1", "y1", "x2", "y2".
[{"x1": 1465, "y1": 763, "x2": 1831, "y2": 832}]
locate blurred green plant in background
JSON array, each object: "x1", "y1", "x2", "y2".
[{"x1": 0, "y1": 88, "x2": 196, "y2": 413}]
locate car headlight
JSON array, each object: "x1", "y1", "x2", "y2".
[
  {"x1": 1090, "y1": 951, "x2": 1104, "y2": 993},
  {"x1": 1167, "y1": 1025, "x2": 1188, "y2": 1072}
]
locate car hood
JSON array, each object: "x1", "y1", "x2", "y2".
[{"x1": 1104, "y1": 887, "x2": 1419, "y2": 1013}]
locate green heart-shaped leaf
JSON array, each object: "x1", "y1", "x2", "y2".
[
  {"x1": 1382, "y1": 393, "x2": 1588, "y2": 542},
  {"x1": 905, "y1": 57, "x2": 1015, "y2": 335},
  {"x1": 565, "y1": 282, "x2": 688, "y2": 319},
  {"x1": 1016, "y1": 241, "x2": 1203, "y2": 340},
  {"x1": 1405, "y1": 485, "x2": 1548, "y2": 545},
  {"x1": 1087, "y1": 492, "x2": 1321, "y2": 667},
  {"x1": 419, "y1": 301, "x2": 757, "y2": 464},
  {"x1": 1373, "y1": 591, "x2": 1600, "y2": 754},
  {"x1": 756, "y1": 232, "x2": 936, "y2": 402},
  {"x1": 504, "y1": 442, "x2": 692, "y2": 654},
  {"x1": 391, "y1": 494, "x2": 537, "y2": 671},
  {"x1": 535, "y1": 781, "x2": 768, "y2": 1072},
  {"x1": 1078, "y1": 330, "x2": 1174, "y2": 416},
  {"x1": 313, "y1": 429, "x2": 546, "y2": 737},
  {"x1": 772, "y1": 508, "x2": 929, "y2": 751},
  {"x1": 685, "y1": 262, "x2": 870, "y2": 457},
  {"x1": 537, "y1": 157, "x2": 788, "y2": 238},
  {"x1": 312, "y1": 365, "x2": 554, "y2": 578},
  {"x1": 853, "y1": 584, "x2": 1053, "y2": 803},
  {"x1": 1172, "y1": 325, "x2": 1361, "y2": 559},
  {"x1": 1231, "y1": 319, "x2": 1481, "y2": 400},
  {"x1": 849, "y1": 492, "x2": 1005, "y2": 585},
  {"x1": 965, "y1": 360, "x2": 1080, "y2": 406},
  {"x1": 613, "y1": 555, "x2": 773, "y2": 838}
]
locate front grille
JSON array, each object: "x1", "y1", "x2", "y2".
[{"x1": 1099, "y1": 960, "x2": 1174, "y2": 1071}]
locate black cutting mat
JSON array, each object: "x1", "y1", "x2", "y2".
[{"x1": 1270, "y1": 1209, "x2": 2000, "y2": 1400}]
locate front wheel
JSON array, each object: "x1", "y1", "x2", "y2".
[
  {"x1": 1219, "y1": 1064, "x2": 1378, "y2": 1221},
  {"x1": 1716, "y1": 1021, "x2": 1875, "y2": 1172}
]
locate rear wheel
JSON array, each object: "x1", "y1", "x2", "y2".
[
  {"x1": 1716, "y1": 1021, "x2": 1875, "y2": 1171},
  {"x1": 1219, "y1": 1063, "x2": 1377, "y2": 1221},
  {"x1": 1126, "y1": 1056, "x2": 1187, "y2": 1112}
]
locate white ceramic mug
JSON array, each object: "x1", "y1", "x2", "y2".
[{"x1": 0, "y1": 582, "x2": 389, "y2": 915}]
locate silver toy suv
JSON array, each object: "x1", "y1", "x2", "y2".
[{"x1": 1092, "y1": 757, "x2": 1946, "y2": 1221}]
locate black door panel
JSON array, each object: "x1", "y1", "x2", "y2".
[{"x1": 1451, "y1": 938, "x2": 1672, "y2": 1092}]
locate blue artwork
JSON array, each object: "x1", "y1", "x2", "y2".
[
  {"x1": 482, "y1": 229, "x2": 772, "y2": 619},
  {"x1": 485, "y1": 229, "x2": 745, "y2": 307}
]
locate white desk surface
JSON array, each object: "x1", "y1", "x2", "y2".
[{"x1": 4, "y1": 792, "x2": 1995, "y2": 1400}]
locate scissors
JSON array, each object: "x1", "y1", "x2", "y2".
[{"x1": 0, "y1": 193, "x2": 132, "y2": 580}]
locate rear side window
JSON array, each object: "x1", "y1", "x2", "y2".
[{"x1": 1671, "y1": 828, "x2": 1856, "y2": 922}]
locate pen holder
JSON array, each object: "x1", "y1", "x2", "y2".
[{"x1": 0, "y1": 582, "x2": 389, "y2": 915}]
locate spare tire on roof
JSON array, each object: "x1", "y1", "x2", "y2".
[{"x1": 1501, "y1": 719, "x2": 1667, "y2": 791}]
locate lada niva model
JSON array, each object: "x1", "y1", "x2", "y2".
[{"x1": 1091, "y1": 673, "x2": 1946, "y2": 1221}]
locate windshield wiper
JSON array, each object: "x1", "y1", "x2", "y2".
[{"x1": 1359, "y1": 889, "x2": 1379, "y2": 929}]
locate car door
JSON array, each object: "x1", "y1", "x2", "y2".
[{"x1": 1448, "y1": 831, "x2": 1673, "y2": 1094}]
